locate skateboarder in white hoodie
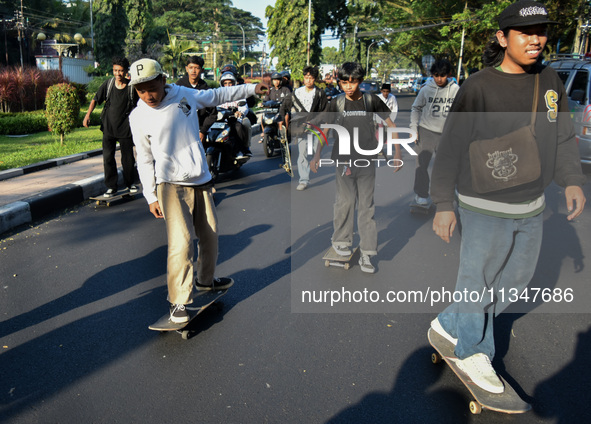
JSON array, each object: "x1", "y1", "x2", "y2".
[
  {"x1": 128, "y1": 58, "x2": 267, "y2": 323},
  {"x1": 410, "y1": 59, "x2": 459, "y2": 206}
]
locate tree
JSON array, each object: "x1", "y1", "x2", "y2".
[
  {"x1": 321, "y1": 46, "x2": 342, "y2": 65},
  {"x1": 45, "y1": 83, "x2": 80, "y2": 146},
  {"x1": 266, "y1": 0, "x2": 347, "y2": 72},
  {"x1": 93, "y1": 0, "x2": 128, "y2": 69},
  {"x1": 161, "y1": 30, "x2": 198, "y2": 77}
]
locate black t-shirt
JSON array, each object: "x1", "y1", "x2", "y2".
[
  {"x1": 328, "y1": 94, "x2": 391, "y2": 161},
  {"x1": 95, "y1": 78, "x2": 135, "y2": 138}
]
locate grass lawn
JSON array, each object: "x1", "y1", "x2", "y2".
[{"x1": 0, "y1": 126, "x2": 103, "y2": 171}]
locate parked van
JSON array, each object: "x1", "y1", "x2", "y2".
[{"x1": 549, "y1": 55, "x2": 591, "y2": 164}]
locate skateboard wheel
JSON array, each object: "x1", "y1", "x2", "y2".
[
  {"x1": 325, "y1": 260, "x2": 330, "y2": 268},
  {"x1": 181, "y1": 330, "x2": 189, "y2": 340},
  {"x1": 431, "y1": 352, "x2": 442, "y2": 364},
  {"x1": 469, "y1": 401, "x2": 482, "y2": 414},
  {"x1": 96, "y1": 201, "x2": 100, "y2": 205},
  {"x1": 344, "y1": 263, "x2": 350, "y2": 270}
]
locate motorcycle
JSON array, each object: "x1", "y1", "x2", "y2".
[
  {"x1": 204, "y1": 101, "x2": 250, "y2": 181},
  {"x1": 261, "y1": 100, "x2": 284, "y2": 157}
]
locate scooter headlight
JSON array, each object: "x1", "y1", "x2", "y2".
[
  {"x1": 216, "y1": 129, "x2": 229, "y2": 142},
  {"x1": 264, "y1": 117, "x2": 275, "y2": 125}
]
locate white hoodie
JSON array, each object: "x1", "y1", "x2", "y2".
[
  {"x1": 410, "y1": 79, "x2": 459, "y2": 134},
  {"x1": 130, "y1": 83, "x2": 256, "y2": 204}
]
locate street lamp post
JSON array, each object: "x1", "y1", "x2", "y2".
[
  {"x1": 366, "y1": 40, "x2": 378, "y2": 75},
  {"x1": 236, "y1": 23, "x2": 245, "y2": 74}
]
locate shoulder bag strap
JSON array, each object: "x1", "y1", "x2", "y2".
[{"x1": 530, "y1": 73, "x2": 539, "y2": 129}]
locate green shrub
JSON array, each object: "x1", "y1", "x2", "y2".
[
  {"x1": 0, "y1": 106, "x2": 102, "y2": 135},
  {"x1": 0, "y1": 112, "x2": 48, "y2": 135},
  {"x1": 45, "y1": 83, "x2": 81, "y2": 145},
  {"x1": 86, "y1": 75, "x2": 111, "y2": 98}
]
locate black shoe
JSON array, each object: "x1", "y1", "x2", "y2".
[
  {"x1": 195, "y1": 277, "x2": 234, "y2": 291},
  {"x1": 169, "y1": 303, "x2": 189, "y2": 323},
  {"x1": 244, "y1": 149, "x2": 253, "y2": 157}
]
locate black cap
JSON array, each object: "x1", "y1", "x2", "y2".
[
  {"x1": 498, "y1": 1, "x2": 557, "y2": 29},
  {"x1": 381, "y1": 83, "x2": 391, "y2": 91}
]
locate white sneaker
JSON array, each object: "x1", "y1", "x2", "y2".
[
  {"x1": 415, "y1": 195, "x2": 430, "y2": 206},
  {"x1": 332, "y1": 243, "x2": 351, "y2": 256},
  {"x1": 431, "y1": 318, "x2": 458, "y2": 346},
  {"x1": 358, "y1": 254, "x2": 375, "y2": 273},
  {"x1": 296, "y1": 183, "x2": 308, "y2": 191},
  {"x1": 455, "y1": 353, "x2": 504, "y2": 394}
]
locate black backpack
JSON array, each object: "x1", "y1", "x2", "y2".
[
  {"x1": 334, "y1": 92, "x2": 377, "y2": 113},
  {"x1": 101, "y1": 77, "x2": 136, "y2": 121}
]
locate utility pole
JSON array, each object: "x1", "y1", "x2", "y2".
[
  {"x1": 90, "y1": 0, "x2": 94, "y2": 50},
  {"x1": 456, "y1": 1, "x2": 467, "y2": 82},
  {"x1": 3, "y1": 18, "x2": 9, "y2": 65},
  {"x1": 307, "y1": 0, "x2": 312, "y2": 65}
]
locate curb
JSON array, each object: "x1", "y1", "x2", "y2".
[
  {"x1": 0, "y1": 149, "x2": 103, "y2": 182},
  {"x1": 0, "y1": 171, "x2": 117, "y2": 235},
  {"x1": 0, "y1": 124, "x2": 263, "y2": 235}
]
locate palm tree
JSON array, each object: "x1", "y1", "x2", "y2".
[{"x1": 161, "y1": 30, "x2": 199, "y2": 78}]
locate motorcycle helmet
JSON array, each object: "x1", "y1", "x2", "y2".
[
  {"x1": 220, "y1": 64, "x2": 239, "y2": 76},
  {"x1": 271, "y1": 72, "x2": 281, "y2": 80},
  {"x1": 220, "y1": 72, "x2": 237, "y2": 85},
  {"x1": 280, "y1": 70, "x2": 291, "y2": 80}
]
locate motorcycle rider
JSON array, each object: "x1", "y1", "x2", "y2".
[
  {"x1": 217, "y1": 72, "x2": 252, "y2": 159},
  {"x1": 265, "y1": 72, "x2": 292, "y2": 102},
  {"x1": 260, "y1": 72, "x2": 291, "y2": 143},
  {"x1": 280, "y1": 70, "x2": 293, "y2": 92}
]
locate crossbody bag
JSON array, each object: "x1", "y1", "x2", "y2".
[{"x1": 468, "y1": 73, "x2": 542, "y2": 194}]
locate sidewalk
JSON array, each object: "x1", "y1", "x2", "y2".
[
  {"x1": 0, "y1": 123, "x2": 262, "y2": 235},
  {"x1": 0, "y1": 150, "x2": 124, "y2": 234}
]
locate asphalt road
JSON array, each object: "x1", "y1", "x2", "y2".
[{"x1": 1, "y1": 94, "x2": 590, "y2": 423}]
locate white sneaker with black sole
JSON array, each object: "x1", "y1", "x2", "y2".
[{"x1": 169, "y1": 303, "x2": 189, "y2": 324}]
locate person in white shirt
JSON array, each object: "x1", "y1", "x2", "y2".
[
  {"x1": 128, "y1": 58, "x2": 267, "y2": 324},
  {"x1": 377, "y1": 83, "x2": 398, "y2": 121},
  {"x1": 279, "y1": 66, "x2": 328, "y2": 190}
]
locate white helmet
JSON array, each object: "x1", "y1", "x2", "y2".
[{"x1": 220, "y1": 72, "x2": 237, "y2": 84}]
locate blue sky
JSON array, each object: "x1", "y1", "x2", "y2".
[{"x1": 231, "y1": 0, "x2": 339, "y2": 50}]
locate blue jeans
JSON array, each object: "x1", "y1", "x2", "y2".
[{"x1": 438, "y1": 207, "x2": 543, "y2": 359}]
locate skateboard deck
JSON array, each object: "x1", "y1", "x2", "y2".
[
  {"x1": 428, "y1": 328, "x2": 531, "y2": 415},
  {"x1": 323, "y1": 246, "x2": 359, "y2": 270},
  {"x1": 279, "y1": 127, "x2": 293, "y2": 177},
  {"x1": 91, "y1": 189, "x2": 139, "y2": 207},
  {"x1": 409, "y1": 201, "x2": 433, "y2": 215},
  {"x1": 149, "y1": 289, "x2": 228, "y2": 339}
]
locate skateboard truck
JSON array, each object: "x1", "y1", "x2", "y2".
[{"x1": 322, "y1": 246, "x2": 359, "y2": 270}]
